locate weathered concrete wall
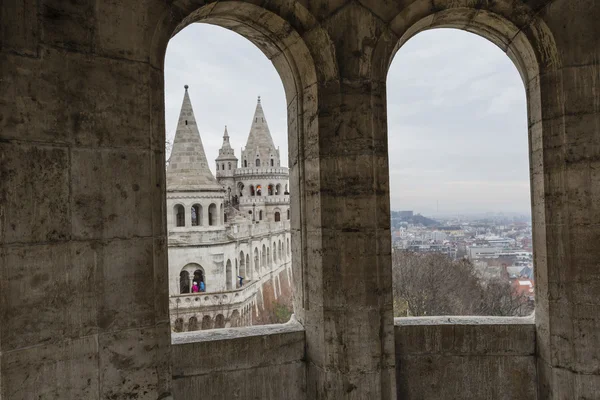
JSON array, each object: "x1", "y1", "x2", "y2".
[
  {"x1": 395, "y1": 317, "x2": 537, "y2": 400},
  {"x1": 171, "y1": 319, "x2": 306, "y2": 399},
  {"x1": 2, "y1": 0, "x2": 599, "y2": 399}
]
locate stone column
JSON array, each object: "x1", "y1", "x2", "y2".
[
  {"x1": 535, "y1": 2, "x2": 600, "y2": 397},
  {"x1": 296, "y1": 6, "x2": 396, "y2": 398}
]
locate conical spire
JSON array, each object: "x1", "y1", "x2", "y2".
[
  {"x1": 217, "y1": 125, "x2": 237, "y2": 161},
  {"x1": 167, "y1": 86, "x2": 222, "y2": 191},
  {"x1": 244, "y1": 96, "x2": 276, "y2": 153}
]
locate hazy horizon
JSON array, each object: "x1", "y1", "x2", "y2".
[{"x1": 165, "y1": 25, "x2": 531, "y2": 215}]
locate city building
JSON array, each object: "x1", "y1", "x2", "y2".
[{"x1": 166, "y1": 87, "x2": 292, "y2": 331}]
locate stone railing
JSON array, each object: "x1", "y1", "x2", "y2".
[
  {"x1": 234, "y1": 167, "x2": 289, "y2": 176},
  {"x1": 239, "y1": 195, "x2": 289, "y2": 205},
  {"x1": 170, "y1": 279, "x2": 260, "y2": 311}
]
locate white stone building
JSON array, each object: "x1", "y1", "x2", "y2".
[{"x1": 166, "y1": 86, "x2": 291, "y2": 331}]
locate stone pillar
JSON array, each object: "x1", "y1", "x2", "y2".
[
  {"x1": 297, "y1": 6, "x2": 396, "y2": 398},
  {"x1": 535, "y1": 2, "x2": 600, "y2": 397},
  {"x1": 0, "y1": 1, "x2": 172, "y2": 399}
]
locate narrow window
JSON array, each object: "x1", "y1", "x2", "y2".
[
  {"x1": 256, "y1": 159, "x2": 260, "y2": 167},
  {"x1": 259, "y1": 210, "x2": 263, "y2": 221},
  {"x1": 270, "y1": 159, "x2": 274, "y2": 166},
  {"x1": 287, "y1": 209, "x2": 290, "y2": 220},
  {"x1": 208, "y1": 203, "x2": 217, "y2": 226},
  {"x1": 180, "y1": 271, "x2": 190, "y2": 293},
  {"x1": 244, "y1": 160, "x2": 247, "y2": 167},
  {"x1": 256, "y1": 185, "x2": 262, "y2": 196},
  {"x1": 275, "y1": 212, "x2": 280, "y2": 222},
  {"x1": 175, "y1": 204, "x2": 185, "y2": 227},
  {"x1": 191, "y1": 204, "x2": 201, "y2": 226},
  {"x1": 228, "y1": 162, "x2": 231, "y2": 170}
]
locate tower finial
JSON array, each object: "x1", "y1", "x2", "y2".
[
  {"x1": 184, "y1": 84, "x2": 189, "y2": 91},
  {"x1": 257, "y1": 95, "x2": 261, "y2": 104}
]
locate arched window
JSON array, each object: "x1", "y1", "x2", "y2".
[
  {"x1": 256, "y1": 185, "x2": 262, "y2": 196},
  {"x1": 225, "y1": 259, "x2": 232, "y2": 291},
  {"x1": 228, "y1": 162, "x2": 231, "y2": 170},
  {"x1": 268, "y1": 184, "x2": 274, "y2": 195},
  {"x1": 220, "y1": 203, "x2": 224, "y2": 224},
  {"x1": 287, "y1": 209, "x2": 290, "y2": 220},
  {"x1": 244, "y1": 160, "x2": 247, "y2": 167},
  {"x1": 249, "y1": 185, "x2": 255, "y2": 196},
  {"x1": 175, "y1": 204, "x2": 185, "y2": 227},
  {"x1": 255, "y1": 159, "x2": 260, "y2": 167},
  {"x1": 191, "y1": 204, "x2": 201, "y2": 226},
  {"x1": 180, "y1": 271, "x2": 190, "y2": 294},
  {"x1": 261, "y1": 244, "x2": 266, "y2": 269},
  {"x1": 273, "y1": 242, "x2": 277, "y2": 262},
  {"x1": 270, "y1": 159, "x2": 274, "y2": 166},
  {"x1": 208, "y1": 203, "x2": 217, "y2": 226},
  {"x1": 284, "y1": 184, "x2": 289, "y2": 194},
  {"x1": 259, "y1": 210, "x2": 263, "y2": 220},
  {"x1": 275, "y1": 184, "x2": 281, "y2": 195},
  {"x1": 254, "y1": 248, "x2": 260, "y2": 274},
  {"x1": 275, "y1": 212, "x2": 280, "y2": 222}
]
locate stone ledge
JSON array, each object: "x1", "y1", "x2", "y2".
[
  {"x1": 395, "y1": 315, "x2": 535, "y2": 356},
  {"x1": 172, "y1": 314, "x2": 304, "y2": 345},
  {"x1": 394, "y1": 315, "x2": 535, "y2": 326}
]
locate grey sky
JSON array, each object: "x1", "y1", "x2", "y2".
[{"x1": 165, "y1": 25, "x2": 530, "y2": 216}]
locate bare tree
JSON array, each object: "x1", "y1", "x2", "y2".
[{"x1": 392, "y1": 251, "x2": 531, "y2": 317}]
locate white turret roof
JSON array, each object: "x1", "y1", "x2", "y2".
[
  {"x1": 167, "y1": 86, "x2": 223, "y2": 192},
  {"x1": 216, "y1": 125, "x2": 237, "y2": 161},
  {"x1": 243, "y1": 96, "x2": 278, "y2": 164}
]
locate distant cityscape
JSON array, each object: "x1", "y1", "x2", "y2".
[{"x1": 391, "y1": 210, "x2": 534, "y2": 309}]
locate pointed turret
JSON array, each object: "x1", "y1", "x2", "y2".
[
  {"x1": 216, "y1": 125, "x2": 237, "y2": 161},
  {"x1": 241, "y1": 96, "x2": 280, "y2": 168},
  {"x1": 167, "y1": 86, "x2": 223, "y2": 192}
]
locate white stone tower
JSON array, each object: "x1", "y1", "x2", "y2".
[
  {"x1": 166, "y1": 85, "x2": 226, "y2": 231},
  {"x1": 216, "y1": 126, "x2": 238, "y2": 204},
  {"x1": 236, "y1": 96, "x2": 290, "y2": 224}
]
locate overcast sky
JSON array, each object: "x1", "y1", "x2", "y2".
[{"x1": 165, "y1": 24, "x2": 530, "y2": 216}]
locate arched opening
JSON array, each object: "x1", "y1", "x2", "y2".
[
  {"x1": 230, "y1": 310, "x2": 240, "y2": 328},
  {"x1": 239, "y1": 251, "x2": 246, "y2": 279},
  {"x1": 267, "y1": 247, "x2": 271, "y2": 269},
  {"x1": 226, "y1": 259, "x2": 232, "y2": 291},
  {"x1": 163, "y1": 2, "x2": 318, "y2": 338},
  {"x1": 201, "y1": 315, "x2": 212, "y2": 330},
  {"x1": 386, "y1": 27, "x2": 537, "y2": 318},
  {"x1": 275, "y1": 184, "x2": 281, "y2": 195},
  {"x1": 215, "y1": 314, "x2": 225, "y2": 329},
  {"x1": 255, "y1": 159, "x2": 260, "y2": 167},
  {"x1": 188, "y1": 316, "x2": 198, "y2": 332},
  {"x1": 179, "y1": 270, "x2": 190, "y2": 294},
  {"x1": 173, "y1": 318, "x2": 184, "y2": 333},
  {"x1": 220, "y1": 203, "x2": 224, "y2": 225},
  {"x1": 274, "y1": 212, "x2": 281, "y2": 222},
  {"x1": 247, "y1": 254, "x2": 251, "y2": 280},
  {"x1": 254, "y1": 248, "x2": 260, "y2": 275},
  {"x1": 208, "y1": 203, "x2": 217, "y2": 226},
  {"x1": 268, "y1": 184, "x2": 274, "y2": 195},
  {"x1": 191, "y1": 204, "x2": 202, "y2": 226},
  {"x1": 261, "y1": 244, "x2": 266, "y2": 270},
  {"x1": 174, "y1": 204, "x2": 185, "y2": 227}
]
